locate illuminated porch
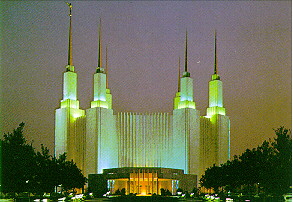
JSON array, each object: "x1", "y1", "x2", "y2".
[{"x1": 88, "y1": 167, "x2": 197, "y2": 196}]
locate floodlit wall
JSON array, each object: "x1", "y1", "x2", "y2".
[
  {"x1": 55, "y1": 107, "x2": 85, "y2": 164},
  {"x1": 172, "y1": 108, "x2": 200, "y2": 174},
  {"x1": 215, "y1": 115, "x2": 230, "y2": 164},
  {"x1": 117, "y1": 112, "x2": 172, "y2": 168},
  {"x1": 85, "y1": 107, "x2": 118, "y2": 175},
  {"x1": 55, "y1": 108, "x2": 69, "y2": 158},
  {"x1": 200, "y1": 114, "x2": 230, "y2": 175},
  {"x1": 75, "y1": 116, "x2": 86, "y2": 172},
  {"x1": 199, "y1": 116, "x2": 212, "y2": 176}
]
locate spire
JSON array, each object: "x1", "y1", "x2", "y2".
[
  {"x1": 178, "y1": 57, "x2": 181, "y2": 92},
  {"x1": 212, "y1": 30, "x2": 220, "y2": 80},
  {"x1": 66, "y1": 2, "x2": 73, "y2": 67},
  {"x1": 184, "y1": 30, "x2": 188, "y2": 72},
  {"x1": 106, "y1": 45, "x2": 108, "y2": 70},
  {"x1": 106, "y1": 45, "x2": 109, "y2": 88},
  {"x1": 214, "y1": 30, "x2": 217, "y2": 75},
  {"x1": 182, "y1": 30, "x2": 190, "y2": 77},
  {"x1": 98, "y1": 18, "x2": 102, "y2": 68}
]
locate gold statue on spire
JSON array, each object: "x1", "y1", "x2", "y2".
[{"x1": 66, "y1": 2, "x2": 72, "y2": 13}]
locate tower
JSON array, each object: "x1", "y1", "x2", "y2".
[
  {"x1": 85, "y1": 19, "x2": 118, "y2": 175},
  {"x1": 202, "y1": 31, "x2": 230, "y2": 173},
  {"x1": 54, "y1": 3, "x2": 85, "y2": 170},
  {"x1": 172, "y1": 31, "x2": 201, "y2": 175},
  {"x1": 207, "y1": 31, "x2": 225, "y2": 117}
]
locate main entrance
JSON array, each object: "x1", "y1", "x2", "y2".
[
  {"x1": 108, "y1": 171, "x2": 178, "y2": 195},
  {"x1": 88, "y1": 167, "x2": 197, "y2": 196}
]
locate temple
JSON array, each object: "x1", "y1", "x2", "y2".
[{"x1": 55, "y1": 4, "x2": 230, "y2": 195}]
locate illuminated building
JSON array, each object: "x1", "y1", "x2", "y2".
[{"x1": 55, "y1": 4, "x2": 230, "y2": 195}]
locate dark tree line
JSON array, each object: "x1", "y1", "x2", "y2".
[
  {"x1": 1, "y1": 123, "x2": 87, "y2": 195},
  {"x1": 200, "y1": 127, "x2": 292, "y2": 196}
]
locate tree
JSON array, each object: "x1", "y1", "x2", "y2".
[
  {"x1": 200, "y1": 164, "x2": 224, "y2": 193},
  {"x1": 1, "y1": 123, "x2": 87, "y2": 195},
  {"x1": 263, "y1": 127, "x2": 292, "y2": 195},
  {"x1": 114, "y1": 189, "x2": 121, "y2": 195},
  {"x1": 120, "y1": 188, "x2": 126, "y2": 195},
  {"x1": 160, "y1": 188, "x2": 166, "y2": 196},
  {"x1": 1, "y1": 123, "x2": 37, "y2": 194},
  {"x1": 56, "y1": 153, "x2": 87, "y2": 192},
  {"x1": 200, "y1": 127, "x2": 292, "y2": 196},
  {"x1": 191, "y1": 187, "x2": 200, "y2": 197},
  {"x1": 165, "y1": 189, "x2": 172, "y2": 196},
  {"x1": 33, "y1": 145, "x2": 61, "y2": 194},
  {"x1": 237, "y1": 140, "x2": 275, "y2": 190}
]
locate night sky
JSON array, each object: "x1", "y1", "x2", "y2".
[{"x1": 1, "y1": 1, "x2": 291, "y2": 157}]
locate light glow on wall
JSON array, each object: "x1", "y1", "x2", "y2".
[
  {"x1": 177, "y1": 100, "x2": 196, "y2": 109},
  {"x1": 60, "y1": 99, "x2": 80, "y2": 109},
  {"x1": 91, "y1": 100, "x2": 109, "y2": 109},
  {"x1": 72, "y1": 110, "x2": 85, "y2": 119},
  {"x1": 207, "y1": 106, "x2": 226, "y2": 117}
]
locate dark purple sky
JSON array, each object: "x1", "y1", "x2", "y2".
[{"x1": 1, "y1": 1, "x2": 291, "y2": 157}]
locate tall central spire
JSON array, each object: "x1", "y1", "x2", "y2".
[
  {"x1": 66, "y1": 2, "x2": 73, "y2": 66},
  {"x1": 98, "y1": 18, "x2": 102, "y2": 68}
]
